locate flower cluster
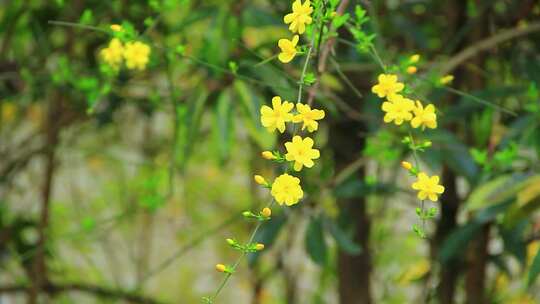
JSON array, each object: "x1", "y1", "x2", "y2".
[
  {"x1": 373, "y1": 73, "x2": 437, "y2": 130},
  {"x1": 259, "y1": 95, "x2": 324, "y2": 205},
  {"x1": 278, "y1": 0, "x2": 314, "y2": 63},
  {"x1": 99, "y1": 25, "x2": 151, "y2": 71},
  {"x1": 209, "y1": 2, "x2": 323, "y2": 301},
  {"x1": 372, "y1": 72, "x2": 444, "y2": 237}
]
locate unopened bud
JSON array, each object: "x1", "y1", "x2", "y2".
[
  {"x1": 401, "y1": 161, "x2": 413, "y2": 170},
  {"x1": 261, "y1": 207, "x2": 272, "y2": 217},
  {"x1": 261, "y1": 151, "x2": 275, "y2": 160},
  {"x1": 254, "y1": 175, "x2": 266, "y2": 185},
  {"x1": 110, "y1": 24, "x2": 122, "y2": 32},
  {"x1": 255, "y1": 243, "x2": 265, "y2": 251},
  {"x1": 407, "y1": 66, "x2": 417, "y2": 74},
  {"x1": 226, "y1": 238, "x2": 235, "y2": 245},
  {"x1": 215, "y1": 264, "x2": 226, "y2": 272},
  {"x1": 409, "y1": 54, "x2": 420, "y2": 63}
]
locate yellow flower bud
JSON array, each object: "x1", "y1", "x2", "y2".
[
  {"x1": 409, "y1": 54, "x2": 420, "y2": 63},
  {"x1": 401, "y1": 161, "x2": 413, "y2": 170},
  {"x1": 440, "y1": 75, "x2": 454, "y2": 85},
  {"x1": 407, "y1": 66, "x2": 417, "y2": 74},
  {"x1": 226, "y1": 238, "x2": 235, "y2": 245},
  {"x1": 110, "y1": 24, "x2": 123, "y2": 32},
  {"x1": 261, "y1": 207, "x2": 272, "y2": 217},
  {"x1": 215, "y1": 264, "x2": 226, "y2": 272},
  {"x1": 261, "y1": 151, "x2": 276, "y2": 160},
  {"x1": 255, "y1": 243, "x2": 265, "y2": 251},
  {"x1": 254, "y1": 175, "x2": 266, "y2": 185},
  {"x1": 330, "y1": 12, "x2": 338, "y2": 18}
]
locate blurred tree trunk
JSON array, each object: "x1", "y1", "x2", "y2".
[
  {"x1": 28, "y1": 96, "x2": 61, "y2": 304},
  {"x1": 330, "y1": 97, "x2": 371, "y2": 304},
  {"x1": 463, "y1": 2, "x2": 490, "y2": 303},
  {"x1": 434, "y1": 166, "x2": 460, "y2": 304}
]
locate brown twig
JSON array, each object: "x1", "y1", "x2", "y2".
[
  {"x1": 0, "y1": 282, "x2": 164, "y2": 304},
  {"x1": 306, "y1": 0, "x2": 350, "y2": 106},
  {"x1": 440, "y1": 22, "x2": 540, "y2": 75}
]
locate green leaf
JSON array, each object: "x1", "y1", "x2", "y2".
[
  {"x1": 528, "y1": 247, "x2": 540, "y2": 287},
  {"x1": 305, "y1": 216, "x2": 327, "y2": 266},
  {"x1": 212, "y1": 89, "x2": 233, "y2": 163}
]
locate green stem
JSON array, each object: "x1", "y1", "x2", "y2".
[{"x1": 408, "y1": 131, "x2": 426, "y2": 234}]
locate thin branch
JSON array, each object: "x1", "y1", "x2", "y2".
[
  {"x1": 0, "y1": 282, "x2": 164, "y2": 304},
  {"x1": 440, "y1": 22, "x2": 540, "y2": 75}
]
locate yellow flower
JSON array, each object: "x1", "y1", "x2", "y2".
[
  {"x1": 254, "y1": 175, "x2": 267, "y2": 185},
  {"x1": 440, "y1": 74, "x2": 454, "y2": 85},
  {"x1": 406, "y1": 66, "x2": 417, "y2": 74},
  {"x1": 110, "y1": 24, "x2": 123, "y2": 32},
  {"x1": 381, "y1": 94, "x2": 415, "y2": 125},
  {"x1": 123, "y1": 41, "x2": 151, "y2": 70},
  {"x1": 283, "y1": 0, "x2": 313, "y2": 34},
  {"x1": 260, "y1": 96, "x2": 294, "y2": 133},
  {"x1": 371, "y1": 74, "x2": 404, "y2": 98},
  {"x1": 292, "y1": 103, "x2": 325, "y2": 132},
  {"x1": 100, "y1": 38, "x2": 124, "y2": 69},
  {"x1": 411, "y1": 101, "x2": 437, "y2": 129},
  {"x1": 261, "y1": 207, "x2": 272, "y2": 217},
  {"x1": 271, "y1": 173, "x2": 303, "y2": 206},
  {"x1": 285, "y1": 136, "x2": 320, "y2": 171},
  {"x1": 412, "y1": 172, "x2": 445, "y2": 201},
  {"x1": 278, "y1": 35, "x2": 299, "y2": 63}
]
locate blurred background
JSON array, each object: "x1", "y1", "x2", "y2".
[{"x1": 1, "y1": 0, "x2": 540, "y2": 303}]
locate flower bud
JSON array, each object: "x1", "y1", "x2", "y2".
[
  {"x1": 261, "y1": 207, "x2": 272, "y2": 217},
  {"x1": 409, "y1": 54, "x2": 420, "y2": 63},
  {"x1": 423, "y1": 140, "x2": 432, "y2": 148},
  {"x1": 242, "y1": 211, "x2": 252, "y2": 217},
  {"x1": 401, "y1": 161, "x2": 413, "y2": 171},
  {"x1": 407, "y1": 66, "x2": 417, "y2": 74},
  {"x1": 254, "y1": 175, "x2": 266, "y2": 185},
  {"x1": 215, "y1": 264, "x2": 226, "y2": 272},
  {"x1": 255, "y1": 243, "x2": 265, "y2": 251},
  {"x1": 226, "y1": 238, "x2": 235, "y2": 245},
  {"x1": 110, "y1": 24, "x2": 123, "y2": 32},
  {"x1": 440, "y1": 75, "x2": 454, "y2": 85},
  {"x1": 261, "y1": 151, "x2": 276, "y2": 160}
]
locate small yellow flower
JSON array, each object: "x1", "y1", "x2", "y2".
[
  {"x1": 100, "y1": 38, "x2": 124, "y2": 69},
  {"x1": 110, "y1": 24, "x2": 123, "y2": 32},
  {"x1": 261, "y1": 207, "x2": 272, "y2": 217},
  {"x1": 215, "y1": 264, "x2": 226, "y2": 272},
  {"x1": 411, "y1": 101, "x2": 437, "y2": 129},
  {"x1": 271, "y1": 173, "x2": 303, "y2": 206},
  {"x1": 381, "y1": 94, "x2": 415, "y2": 125},
  {"x1": 254, "y1": 175, "x2": 267, "y2": 185},
  {"x1": 407, "y1": 66, "x2": 417, "y2": 74},
  {"x1": 371, "y1": 74, "x2": 405, "y2": 98},
  {"x1": 260, "y1": 96, "x2": 294, "y2": 133},
  {"x1": 409, "y1": 54, "x2": 420, "y2": 63},
  {"x1": 255, "y1": 243, "x2": 265, "y2": 251},
  {"x1": 261, "y1": 151, "x2": 276, "y2": 160},
  {"x1": 283, "y1": 0, "x2": 313, "y2": 34},
  {"x1": 123, "y1": 41, "x2": 151, "y2": 70},
  {"x1": 412, "y1": 172, "x2": 445, "y2": 201},
  {"x1": 278, "y1": 35, "x2": 299, "y2": 63},
  {"x1": 292, "y1": 103, "x2": 325, "y2": 132},
  {"x1": 285, "y1": 136, "x2": 320, "y2": 171},
  {"x1": 440, "y1": 74, "x2": 454, "y2": 85},
  {"x1": 401, "y1": 161, "x2": 413, "y2": 170}
]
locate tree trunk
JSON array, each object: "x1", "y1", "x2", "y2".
[{"x1": 330, "y1": 110, "x2": 371, "y2": 304}]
